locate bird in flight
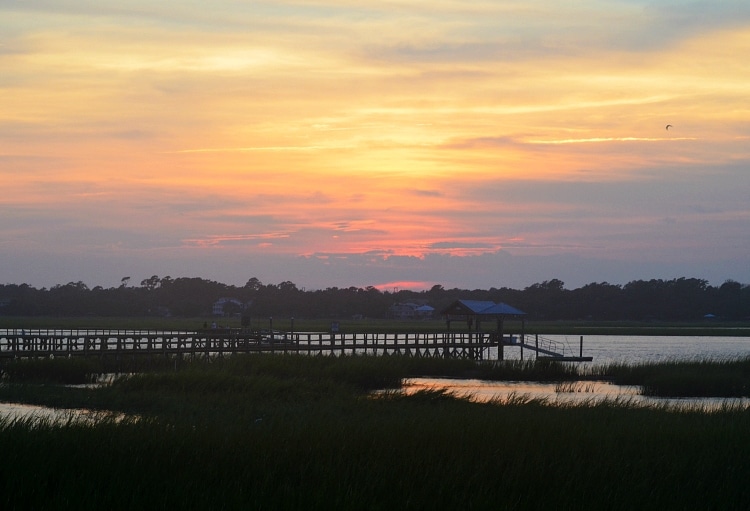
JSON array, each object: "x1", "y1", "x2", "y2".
[{"x1": 665, "y1": 124, "x2": 673, "y2": 130}]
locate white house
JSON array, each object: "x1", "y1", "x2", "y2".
[
  {"x1": 212, "y1": 297, "x2": 246, "y2": 316},
  {"x1": 388, "y1": 302, "x2": 435, "y2": 320}
]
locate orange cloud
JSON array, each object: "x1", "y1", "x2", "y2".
[{"x1": 3, "y1": 2, "x2": 750, "y2": 289}]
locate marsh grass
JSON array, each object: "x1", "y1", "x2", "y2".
[
  {"x1": 555, "y1": 381, "x2": 600, "y2": 393},
  {"x1": 2, "y1": 374, "x2": 750, "y2": 509},
  {"x1": 604, "y1": 358, "x2": 750, "y2": 397},
  {"x1": 475, "y1": 358, "x2": 583, "y2": 381},
  {"x1": 2, "y1": 355, "x2": 750, "y2": 508},
  {"x1": 0, "y1": 357, "x2": 102, "y2": 384},
  {"x1": 5, "y1": 354, "x2": 750, "y2": 398}
]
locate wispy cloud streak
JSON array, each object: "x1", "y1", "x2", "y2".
[{"x1": 1, "y1": 0, "x2": 749, "y2": 289}]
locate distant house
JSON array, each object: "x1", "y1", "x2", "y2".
[
  {"x1": 212, "y1": 297, "x2": 247, "y2": 316},
  {"x1": 388, "y1": 302, "x2": 435, "y2": 320},
  {"x1": 150, "y1": 305, "x2": 171, "y2": 317},
  {"x1": 415, "y1": 304, "x2": 435, "y2": 319},
  {"x1": 388, "y1": 302, "x2": 418, "y2": 319}
]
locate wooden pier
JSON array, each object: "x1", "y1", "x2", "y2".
[{"x1": 0, "y1": 329, "x2": 591, "y2": 362}]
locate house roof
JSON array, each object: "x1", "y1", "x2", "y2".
[
  {"x1": 441, "y1": 299, "x2": 525, "y2": 317},
  {"x1": 214, "y1": 297, "x2": 245, "y2": 306},
  {"x1": 482, "y1": 302, "x2": 526, "y2": 316}
]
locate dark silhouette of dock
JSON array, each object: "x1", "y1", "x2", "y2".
[{"x1": 0, "y1": 329, "x2": 591, "y2": 362}]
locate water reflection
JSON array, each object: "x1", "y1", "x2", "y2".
[
  {"x1": 403, "y1": 378, "x2": 750, "y2": 411},
  {"x1": 491, "y1": 335, "x2": 750, "y2": 365},
  {"x1": 0, "y1": 402, "x2": 117, "y2": 424}
]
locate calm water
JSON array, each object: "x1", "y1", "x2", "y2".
[
  {"x1": 415, "y1": 335, "x2": 750, "y2": 410},
  {"x1": 496, "y1": 335, "x2": 750, "y2": 365},
  {"x1": 0, "y1": 402, "x2": 127, "y2": 424},
  {"x1": 402, "y1": 378, "x2": 750, "y2": 411},
  {"x1": 0, "y1": 402, "x2": 85, "y2": 423},
  {"x1": 0, "y1": 375, "x2": 125, "y2": 423}
]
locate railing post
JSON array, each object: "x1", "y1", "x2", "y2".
[
  {"x1": 580, "y1": 335, "x2": 583, "y2": 358},
  {"x1": 498, "y1": 321, "x2": 504, "y2": 361}
]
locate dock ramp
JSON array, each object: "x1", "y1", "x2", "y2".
[{"x1": 511, "y1": 335, "x2": 592, "y2": 362}]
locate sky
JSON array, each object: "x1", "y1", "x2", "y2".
[{"x1": 2, "y1": 0, "x2": 750, "y2": 292}]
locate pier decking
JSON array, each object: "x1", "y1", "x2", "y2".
[{"x1": 0, "y1": 329, "x2": 591, "y2": 362}]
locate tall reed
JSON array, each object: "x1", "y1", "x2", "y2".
[
  {"x1": 604, "y1": 358, "x2": 750, "y2": 397},
  {"x1": 2, "y1": 361, "x2": 750, "y2": 510}
]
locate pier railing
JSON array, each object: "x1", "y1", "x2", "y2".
[
  {"x1": 0, "y1": 329, "x2": 590, "y2": 361},
  {"x1": 0, "y1": 329, "x2": 506, "y2": 361}
]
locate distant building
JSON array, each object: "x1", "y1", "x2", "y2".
[
  {"x1": 150, "y1": 305, "x2": 171, "y2": 317},
  {"x1": 388, "y1": 302, "x2": 435, "y2": 320},
  {"x1": 212, "y1": 297, "x2": 248, "y2": 316},
  {"x1": 415, "y1": 304, "x2": 435, "y2": 319}
]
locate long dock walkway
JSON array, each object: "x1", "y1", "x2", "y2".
[{"x1": 0, "y1": 329, "x2": 591, "y2": 362}]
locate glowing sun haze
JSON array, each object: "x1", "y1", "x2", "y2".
[{"x1": 2, "y1": 1, "x2": 749, "y2": 291}]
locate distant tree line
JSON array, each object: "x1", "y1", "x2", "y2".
[{"x1": 0, "y1": 276, "x2": 748, "y2": 321}]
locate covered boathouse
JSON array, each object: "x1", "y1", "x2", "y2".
[
  {"x1": 440, "y1": 299, "x2": 592, "y2": 362},
  {"x1": 441, "y1": 300, "x2": 527, "y2": 360},
  {"x1": 441, "y1": 299, "x2": 526, "y2": 332}
]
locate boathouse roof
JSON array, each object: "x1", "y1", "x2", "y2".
[{"x1": 441, "y1": 299, "x2": 526, "y2": 317}]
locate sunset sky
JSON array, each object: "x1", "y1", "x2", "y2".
[{"x1": 2, "y1": 0, "x2": 750, "y2": 291}]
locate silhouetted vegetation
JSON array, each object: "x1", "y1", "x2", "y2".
[
  {"x1": 1, "y1": 276, "x2": 748, "y2": 321},
  {"x1": 2, "y1": 355, "x2": 750, "y2": 509}
]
